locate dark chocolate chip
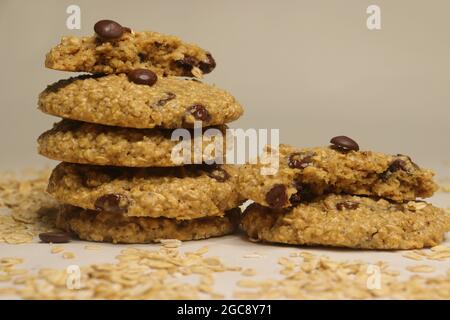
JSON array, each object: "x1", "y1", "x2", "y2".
[
  {"x1": 122, "y1": 26, "x2": 132, "y2": 33},
  {"x1": 187, "y1": 104, "x2": 211, "y2": 122},
  {"x1": 207, "y1": 168, "x2": 230, "y2": 182},
  {"x1": 138, "y1": 53, "x2": 148, "y2": 62},
  {"x1": 39, "y1": 232, "x2": 70, "y2": 243},
  {"x1": 127, "y1": 69, "x2": 157, "y2": 86},
  {"x1": 154, "y1": 92, "x2": 176, "y2": 107},
  {"x1": 94, "y1": 194, "x2": 129, "y2": 214},
  {"x1": 330, "y1": 136, "x2": 359, "y2": 151},
  {"x1": 199, "y1": 53, "x2": 216, "y2": 74},
  {"x1": 336, "y1": 201, "x2": 359, "y2": 211},
  {"x1": 176, "y1": 56, "x2": 197, "y2": 70},
  {"x1": 288, "y1": 153, "x2": 314, "y2": 169},
  {"x1": 388, "y1": 159, "x2": 407, "y2": 172},
  {"x1": 289, "y1": 182, "x2": 314, "y2": 205},
  {"x1": 379, "y1": 158, "x2": 408, "y2": 181},
  {"x1": 266, "y1": 184, "x2": 288, "y2": 208},
  {"x1": 94, "y1": 20, "x2": 124, "y2": 40}
]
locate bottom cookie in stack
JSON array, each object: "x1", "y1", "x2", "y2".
[
  {"x1": 241, "y1": 194, "x2": 450, "y2": 250},
  {"x1": 57, "y1": 205, "x2": 240, "y2": 243},
  {"x1": 47, "y1": 162, "x2": 243, "y2": 243}
]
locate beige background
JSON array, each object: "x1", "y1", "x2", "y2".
[{"x1": 0, "y1": 0, "x2": 449, "y2": 172}]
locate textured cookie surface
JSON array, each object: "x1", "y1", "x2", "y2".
[
  {"x1": 38, "y1": 120, "x2": 228, "y2": 167},
  {"x1": 45, "y1": 30, "x2": 216, "y2": 77},
  {"x1": 238, "y1": 144, "x2": 437, "y2": 208},
  {"x1": 39, "y1": 74, "x2": 243, "y2": 129},
  {"x1": 48, "y1": 162, "x2": 242, "y2": 219},
  {"x1": 241, "y1": 194, "x2": 450, "y2": 249},
  {"x1": 57, "y1": 205, "x2": 240, "y2": 244}
]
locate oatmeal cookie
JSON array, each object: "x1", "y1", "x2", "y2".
[
  {"x1": 57, "y1": 205, "x2": 240, "y2": 244},
  {"x1": 238, "y1": 144, "x2": 437, "y2": 208},
  {"x1": 38, "y1": 74, "x2": 243, "y2": 128},
  {"x1": 48, "y1": 162, "x2": 243, "y2": 219},
  {"x1": 45, "y1": 20, "x2": 216, "y2": 77},
  {"x1": 241, "y1": 194, "x2": 450, "y2": 249},
  {"x1": 38, "y1": 120, "x2": 228, "y2": 167}
]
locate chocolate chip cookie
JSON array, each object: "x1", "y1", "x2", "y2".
[
  {"x1": 48, "y1": 162, "x2": 243, "y2": 219},
  {"x1": 45, "y1": 19, "x2": 216, "y2": 77},
  {"x1": 238, "y1": 143, "x2": 437, "y2": 208},
  {"x1": 38, "y1": 120, "x2": 228, "y2": 167},
  {"x1": 241, "y1": 194, "x2": 450, "y2": 249},
  {"x1": 38, "y1": 74, "x2": 243, "y2": 128},
  {"x1": 57, "y1": 205, "x2": 240, "y2": 244}
]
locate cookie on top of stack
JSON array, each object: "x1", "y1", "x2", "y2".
[
  {"x1": 239, "y1": 137, "x2": 450, "y2": 249},
  {"x1": 38, "y1": 19, "x2": 244, "y2": 243}
]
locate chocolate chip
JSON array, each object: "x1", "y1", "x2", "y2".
[
  {"x1": 94, "y1": 194, "x2": 130, "y2": 214},
  {"x1": 94, "y1": 20, "x2": 124, "y2": 40},
  {"x1": 266, "y1": 184, "x2": 288, "y2": 208},
  {"x1": 39, "y1": 232, "x2": 70, "y2": 243},
  {"x1": 288, "y1": 153, "x2": 314, "y2": 169},
  {"x1": 207, "y1": 168, "x2": 230, "y2": 182},
  {"x1": 330, "y1": 136, "x2": 359, "y2": 151},
  {"x1": 379, "y1": 158, "x2": 408, "y2": 181},
  {"x1": 138, "y1": 53, "x2": 148, "y2": 62},
  {"x1": 289, "y1": 182, "x2": 314, "y2": 205},
  {"x1": 389, "y1": 159, "x2": 407, "y2": 172},
  {"x1": 127, "y1": 69, "x2": 157, "y2": 86},
  {"x1": 176, "y1": 56, "x2": 197, "y2": 70},
  {"x1": 122, "y1": 26, "x2": 132, "y2": 33},
  {"x1": 154, "y1": 92, "x2": 176, "y2": 107},
  {"x1": 199, "y1": 53, "x2": 216, "y2": 74},
  {"x1": 336, "y1": 201, "x2": 359, "y2": 211},
  {"x1": 187, "y1": 105, "x2": 211, "y2": 122}
]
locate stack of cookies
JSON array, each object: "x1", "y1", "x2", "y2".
[
  {"x1": 37, "y1": 20, "x2": 244, "y2": 243},
  {"x1": 239, "y1": 137, "x2": 450, "y2": 249}
]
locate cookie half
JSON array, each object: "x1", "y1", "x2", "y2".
[
  {"x1": 238, "y1": 144, "x2": 437, "y2": 208},
  {"x1": 57, "y1": 205, "x2": 240, "y2": 244},
  {"x1": 38, "y1": 120, "x2": 227, "y2": 167},
  {"x1": 38, "y1": 74, "x2": 243, "y2": 129},
  {"x1": 48, "y1": 162, "x2": 243, "y2": 219},
  {"x1": 241, "y1": 194, "x2": 450, "y2": 250},
  {"x1": 45, "y1": 28, "x2": 216, "y2": 77}
]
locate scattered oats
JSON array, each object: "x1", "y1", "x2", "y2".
[
  {"x1": 62, "y1": 252, "x2": 75, "y2": 260},
  {"x1": 0, "y1": 246, "x2": 241, "y2": 299},
  {"x1": 402, "y1": 251, "x2": 424, "y2": 261},
  {"x1": 0, "y1": 257, "x2": 23, "y2": 267},
  {"x1": 84, "y1": 245, "x2": 101, "y2": 251},
  {"x1": 406, "y1": 265, "x2": 436, "y2": 273},
  {"x1": 0, "y1": 274, "x2": 11, "y2": 282},
  {"x1": 428, "y1": 252, "x2": 450, "y2": 261},
  {"x1": 243, "y1": 252, "x2": 264, "y2": 259},
  {"x1": 233, "y1": 254, "x2": 450, "y2": 299},
  {"x1": 51, "y1": 246, "x2": 65, "y2": 254},
  {"x1": 237, "y1": 279, "x2": 260, "y2": 288},
  {"x1": 0, "y1": 169, "x2": 58, "y2": 245},
  {"x1": 241, "y1": 268, "x2": 257, "y2": 277},
  {"x1": 430, "y1": 245, "x2": 450, "y2": 252},
  {"x1": 159, "y1": 239, "x2": 182, "y2": 248}
]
